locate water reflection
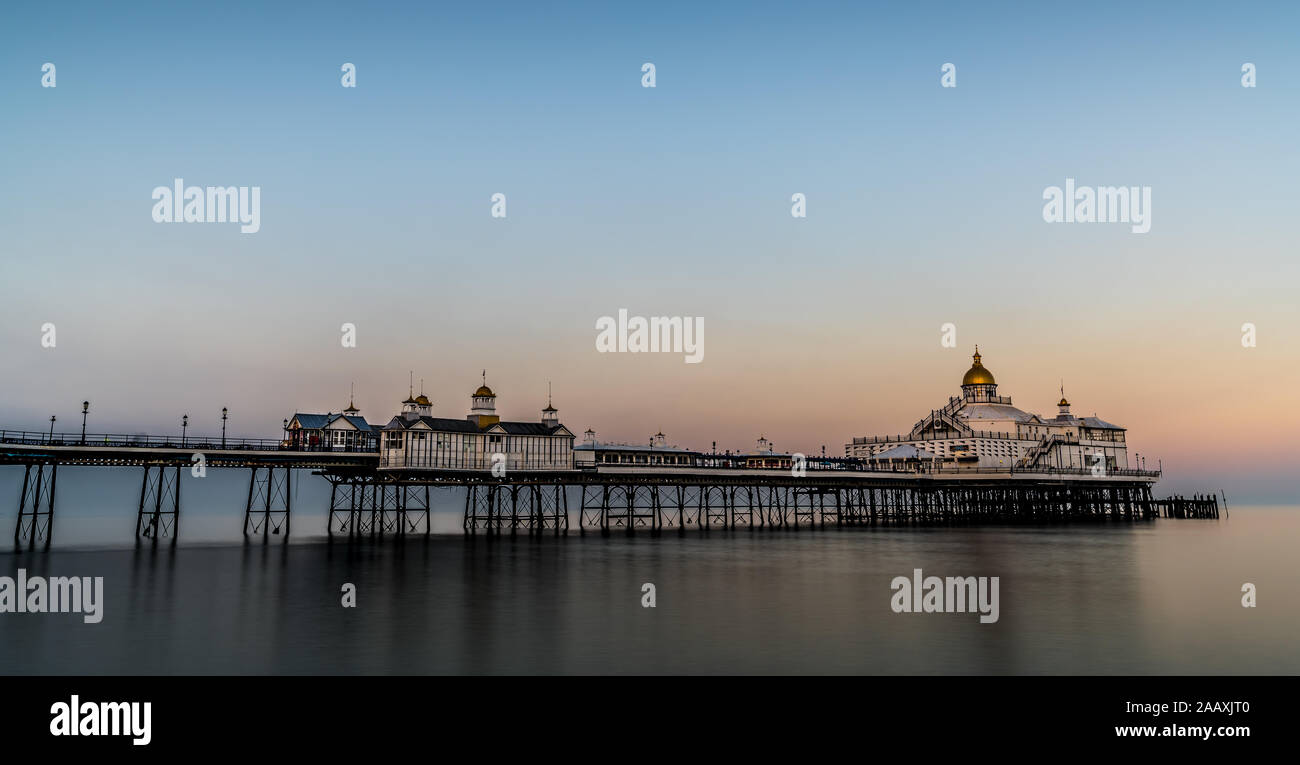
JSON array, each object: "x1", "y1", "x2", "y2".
[{"x1": 2, "y1": 510, "x2": 1297, "y2": 675}]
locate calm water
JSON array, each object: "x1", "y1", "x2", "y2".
[{"x1": 0, "y1": 468, "x2": 1296, "y2": 674}]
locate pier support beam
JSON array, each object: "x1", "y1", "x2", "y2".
[
  {"x1": 466, "y1": 482, "x2": 568, "y2": 535},
  {"x1": 136, "y1": 463, "x2": 181, "y2": 542},
  {"x1": 244, "y1": 465, "x2": 291, "y2": 538},
  {"x1": 385, "y1": 483, "x2": 431, "y2": 536},
  {"x1": 13, "y1": 462, "x2": 57, "y2": 549}
]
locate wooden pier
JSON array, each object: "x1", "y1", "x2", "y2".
[{"x1": 1152, "y1": 494, "x2": 1220, "y2": 519}]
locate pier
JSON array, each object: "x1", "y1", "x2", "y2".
[
  {"x1": 1152, "y1": 494, "x2": 1220, "y2": 519},
  {"x1": 0, "y1": 427, "x2": 1196, "y2": 548}
]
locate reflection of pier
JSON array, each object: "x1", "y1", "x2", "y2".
[{"x1": 3, "y1": 430, "x2": 1177, "y2": 548}]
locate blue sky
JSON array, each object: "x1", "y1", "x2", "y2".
[{"x1": 1, "y1": 1, "x2": 1297, "y2": 500}]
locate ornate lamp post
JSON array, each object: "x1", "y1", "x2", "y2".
[
  {"x1": 48, "y1": 415, "x2": 56, "y2": 442},
  {"x1": 283, "y1": 418, "x2": 289, "y2": 449},
  {"x1": 181, "y1": 414, "x2": 189, "y2": 447},
  {"x1": 221, "y1": 407, "x2": 228, "y2": 449},
  {"x1": 81, "y1": 401, "x2": 89, "y2": 444}
]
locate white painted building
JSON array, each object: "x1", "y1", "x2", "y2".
[
  {"x1": 845, "y1": 348, "x2": 1130, "y2": 471},
  {"x1": 380, "y1": 376, "x2": 575, "y2": 471},
  {"x1": 573, "y1": 429, "x2": 699, "y2": 467}
]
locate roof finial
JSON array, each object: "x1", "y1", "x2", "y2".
[
  {"x1": 349, "y1": 381, "x2": 355, "y2": 408},
  {"x1": 482, "y1": 369, "x2": 487, "y2": 387},
  {"x1": 408, "y1": 371, "x2": 413, "y2": 398},
  {"x1": 547, "y1": 380, "x2": 552, "y2": 407},
  {"x1": 420, "y1": 378, "x2": 424, "y2": 395}
]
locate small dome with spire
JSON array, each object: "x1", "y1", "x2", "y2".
[
  {"x1": 961, "y1": 346, "x2": 996, "y2": 386},
  {"x1": 1056, "y1": 382, "x2": 1072, "y2": 417},
  {"x1": 473, "y1": 370, "x2": 495, "y2": 398}
]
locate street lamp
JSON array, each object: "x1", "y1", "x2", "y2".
[
  {"x1": 81, "y1": 401, "x2": 89, "y2": 444},
  {"x1": 181, "y1": 414, "x2": 189, "y2": 447},
  {"x1": 48, "y1": 415, "x2": 56, "y2": 441},
  {"x1": 221, "y1": 407, "x2": 228, "y2": 449},
  {"x1": 283, "y1": 418, "x2": 289, "y2": 449}
]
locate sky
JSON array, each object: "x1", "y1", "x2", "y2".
[{"x1": 0, "y1": 1, "x2": 1297, "y2": 502}]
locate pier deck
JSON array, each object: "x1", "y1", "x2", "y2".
[{"x1": 1, "y1": 430, "x2": 1199, "y2": 548}]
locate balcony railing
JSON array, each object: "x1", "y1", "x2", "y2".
[{"x1": 381, "y1": 450, "x2": 574, "y2": 471}]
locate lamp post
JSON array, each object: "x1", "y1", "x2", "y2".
[
  {"x1": 81, "y1": 401, "x2": 89, "y2": 444},
  {"x1": 48, "y1": 415, "x2": 56, "y2": 442},
  {"x1": 181, "y1": 414, "x2": 189, "y2": 447},
  {"x1": 221, "y1": 407, "x2": 228, "y2": 449}
]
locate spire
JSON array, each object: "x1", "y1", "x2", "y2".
[
  {"x1": 541, "y1": 381, "x2": 558, "y2": 424},
  {"x1": 403, "y1": 372, "x2": 418, "y2": 407}
]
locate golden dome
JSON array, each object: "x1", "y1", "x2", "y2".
[
  {"x1": 1058, "y1": 397, "x2": 1070, "y2": 407},
  {"x1": 414, "y1": 395, "x2": 431, "y2": 406},
  {"x1": 474, "y1": 385, "x2": 495, "y2": 397},
  {"x1": 961, "y1": 347, "x2": 996, "y2": 386}
]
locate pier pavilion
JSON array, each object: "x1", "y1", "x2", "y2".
[
  {"x1": 379, "y1": 375, "x2": 575, "y2": 472},
  {"x1": 846, "y1": 348, "x2": 1130, "y2": 472},
  {"x1": 286, "y1": 397, "x2": 381, "y2": 452}
]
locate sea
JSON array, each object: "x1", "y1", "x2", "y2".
[{"x1": 1, "y1": 467, "x2": 1296, "y2": 675}]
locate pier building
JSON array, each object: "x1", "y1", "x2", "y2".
[
  {"x1": 574, "y1": 429, "x2": 698, "y2": 467},
  {"x1": 286, "y1": 397, "x2": 381, "y2": 451},
  {"x1": 845, "y1": 348, "x2": 1129, "y2": 471},
  {"x1": 379, "y1": 375, "x2": 575, "y2": 471}
]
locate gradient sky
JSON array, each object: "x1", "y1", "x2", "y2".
[{"x1": 1, "y1": 1, "x2": 1297, "y2": 502}]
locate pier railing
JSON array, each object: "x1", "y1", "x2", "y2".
[
  {"x1": 0, "y1": 430, "x2": 378, "y2": 453},
  {"x1": 0, "y1": 430, "x2": 1162, "y2": 479},
  {"x1": 850, "y1": 430, "x2": 1021, "y2": 446},
  {"x1": 598, "y1": 454, "x2": 1161, "y2": 479}
]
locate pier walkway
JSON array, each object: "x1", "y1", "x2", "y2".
[{"x1": 1, "y1": 429, "x2": 1195, "y2": 548}]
